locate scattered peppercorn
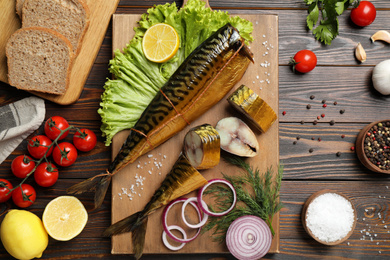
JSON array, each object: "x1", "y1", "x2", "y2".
[
  {"x1": 296, "y1": 136, "x2": 301, "y2": 140},
  {"x1": 301, "y1": 120, "x2": 305, "y2": 125},
  {"x1": 313, "y1": 120, "x2": 318, "y2": 125},
  {"x1": 282, "y1": 111, "x2": 286, "y2": 116},
  {"x1": 293, "y1": 141, "x2": 297, "y2": 145},
  {"x1": 323, "y1": 104, "x2": 327, "y2": 108},
  {"x1": 318, "y1": 137, "x2": 322, "y2": 142},
  {"x1": 311, "y1": 137, "x2": 315, "y2": 140},
  {"x1": 322, "y1": 100, "x2": 326, "y2": 104},
  {"x1": 310, "y1": 95, "x2": 315, "y2": 100},
  {"x1": 351, "y1": 146, "x2": 355, "y2": 151},
  {"x1": 334, "y1": 101, "x2": 338, "y2": 105},
  {"x1": 336, "y1": 152, "x2": 341, "y2": 157},
  {"x1": 321, "y1": 114, "x2": 325, "y2": 118},
  {"x1": 309, "y1": 148, "x2": 314, "y2": 153},
  {"x1": 317, "y1": 116, "x2": 321, "y2": 120},
  {"x1": 341, "y1": 135, "x2": 345, "y2": 138},
  {"x1": 330, "y1": 120, "x2": 335, "y2": 125},
  {"x1": 307, "y1": 104, "x2": 312, "y2": 109},
  {"x1": 340, "y1": 109, "x2": 345, "y2": 114}
]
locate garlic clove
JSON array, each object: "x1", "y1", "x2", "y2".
[
  {"x1": 355, "y1": 42, "x2": 366, "y2": 63},
  {"x1": 371, "y1": 30, "x2": 390, "y2": 43}
]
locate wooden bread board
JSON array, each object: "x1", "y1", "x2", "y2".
[
  {"x1": 111, "y1": 13, "x2": 279, "y2": 255},
  {"x1": 0, "y1": 0, "x2": 120, "y2": 105}
]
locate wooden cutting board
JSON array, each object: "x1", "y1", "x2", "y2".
[
  {"x1": 110, "y1": 12, "x2": 280, "y2": 255},
  {"x1": 0, "y1": 0, "x2": 119, "y2": 105}
]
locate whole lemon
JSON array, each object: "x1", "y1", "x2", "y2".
[{"x1": 1, "y1": 210, "x2": 48, "y2": 260}]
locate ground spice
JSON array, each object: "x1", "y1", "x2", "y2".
[{"x1": 306, "y1": 193, "x2": 355, "y2": 243}]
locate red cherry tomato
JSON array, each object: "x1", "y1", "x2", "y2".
[
  {"x1": 12, "y1": 184, "x2": 36, "y2": 208},
  {"x1": 11, "y1": 155, "x2": 36, "y2": 179},
  {"x1": 290, "y1": 50, "x2": 317, "y2": 73},
  {"x1": 53, "y1": 142, "x2": 78, "y2": 167},
  {"x1": 34, "y1": 162, "x2": 59, "y2": 187},
  {"x1": 0, "y1": 179, "x2": 13, "y2": 203},
  {"x1": 28, "y1": 135, "x2": 53, "y2": 159},
  {"x1": 73, "y1": 129, "x2": 97, "y2": 152},
  {"x1": 44, "y1": 116, "x2": 70, "y2": 140},
  {"x1": 351, "y1": 1, "x2": 376, "y2": 27}
]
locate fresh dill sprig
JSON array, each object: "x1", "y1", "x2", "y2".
[{"x1": 202, "y1": 154, "x2": 283, "y2": 242}]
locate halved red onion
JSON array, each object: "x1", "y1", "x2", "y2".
[
  {"x1": 197, "y1": 178, "x2": 237, "y2": 217},
  {"x1": 162, "y1": 198, "x2": 202, "y2": 243},
  {"x1": 181, "y1": 197, "x2": 209, "y2": 229},
  {"x1": 226, "y1": 215, "x2": 272, "y2": 260},
  {"x1": 162, "y1": 225, "x2": 187, "y2": 251}
]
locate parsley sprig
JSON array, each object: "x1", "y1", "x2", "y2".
[
  {"x1": 202, "y1": 155, "x2": 283, "y2": 242},
  {"x1": 304, "y1": 0, "x2": 357, "y2": 45}
]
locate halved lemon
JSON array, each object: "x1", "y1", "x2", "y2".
[
  {"x1": 142, "y1": 23, "x2": 180, "y2": 63},
  {"x1": 42, "y1": 196, "x2": 88, "y2": 241}
]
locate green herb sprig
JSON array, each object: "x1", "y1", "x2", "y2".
[
  {"x1": 304, "y1": 0, "x2": 357, "y2": 45},
  {"x1": 202, "y1": 155, "x2": 283, "y2": 242}
]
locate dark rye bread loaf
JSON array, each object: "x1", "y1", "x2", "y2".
[
  {"x1": 6, "y1": 27, "x2": 74, "y2": 95},
  {"x1": 22, "y1": 0, "x2": 90, "y2": 55}
]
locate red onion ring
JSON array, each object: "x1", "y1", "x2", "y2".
[
  {"x1": 162, "y1": 198, "x2": 202, "y2": 243},
  {"x1": 226, "y1": 215, "x2": 272, "y2": 260},
  {"x1": 197, "y1": 178, "x2": 237, "y2": 217},
  {"x1": 181, "y1": 197, "x2": 209, "y2": 229},
  {"x1": 162, "y1": 225, "x2": 187, "y2": 251}
]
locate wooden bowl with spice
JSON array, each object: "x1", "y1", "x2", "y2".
[
  {"x1": 301, "y1": 189, "x2": 357, "y2": 246},
  {"x1": 356, "y1": 120, "x2": 390, "y2": 174}
]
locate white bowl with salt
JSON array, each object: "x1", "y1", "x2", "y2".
[{"x1": 301, "y1": 189, "x2": 357, "y2": 246}]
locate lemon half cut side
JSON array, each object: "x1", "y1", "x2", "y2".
[
  {"x1": 142, "y1": 23, "x2": 180, "y2": 63},
  {"x1": 42, "y1": 196, "x2": 88, "y2": 241}
]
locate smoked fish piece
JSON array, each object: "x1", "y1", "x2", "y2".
[
  {"x1": 102, "y1": 153, "x2": 207, "y2": 259},
  {"x1": 67, "y1": 23, "x2": 254, "y2": 209},
  {"x1": 184, "y1": 124, "x2": 220, "y2": 169}
]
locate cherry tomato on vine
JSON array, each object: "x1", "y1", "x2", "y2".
[
  {"x1": 11, "y1": 155, "x2": 35, "y2": 179},
  {"x1": 12, "y1": 184, "x2": 36, "y2": 208},
  {"x1": 351, "y1": 1, "x2": 376, "y2": 27},
  {"x1": 290, "y1": 50, "x2": 317, "y2": 73},
  {"x1": 28, "y1": 135, "x2": 53, "y2": 159},
  {"x1": 73, "y1": 129, "x2": 97, "y2": 152},
  {"x1": 53, "y1": 142, "x2": 78, "y2": 167},
  {"x1": 34, "y1": 162, "x2": 59, "y2": 187},
  {"x1": 0, "y1": 179, "x2": 13, "y2": 203},
  {"x1": 44, "y1": 116, "x2": 70, "y2": 140}
]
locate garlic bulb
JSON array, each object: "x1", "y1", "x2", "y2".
[{"x1": 372, "y1": 59, "x2": 390, "y2": 95}]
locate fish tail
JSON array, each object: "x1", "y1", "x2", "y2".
[
  {"x1": 241, "y1": 44, "x2": 255, "y2": 63},
  {"x1": 67, "y1": 174, "x2": 112, "y2": 210},
  {"x1": 102, "y1": 210, "x2": 148, "y2": 259}
]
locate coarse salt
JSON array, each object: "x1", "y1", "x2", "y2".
[{"x1": 306, "y1": 193, "x2": 355, "y2": 243}]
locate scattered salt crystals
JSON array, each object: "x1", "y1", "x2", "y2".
[
  {"x1": 255, "y1": 21, "x2": 258, "y2": 25},
  {"x1": 256, "y1": 75, "x2": 259, "y2": 79},
  {"x1": 347, "y1": 242, "x2": 350, "y2": 245},
  {"x1": 148, "y1": 154, "x2": 153, "y2": 158},
  {"x1": 263, "y1": 34, "x2": 266, "y2": 37},
  {"x1": 306, "y1": 193, "x2": 355, "y2": 243}
]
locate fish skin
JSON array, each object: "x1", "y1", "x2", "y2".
[
  {"x1": 102, "y1": 154, "x2": 208, "y2": 259},
  {"x1": 67, "y1": 23, "x2": 254, "y2": 209}
]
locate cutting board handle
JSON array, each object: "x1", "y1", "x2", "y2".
[{"x1": 182, "y1": 0, "x2": 210, "y2": 9}]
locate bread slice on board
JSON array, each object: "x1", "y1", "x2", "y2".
[
  {"x1": 15, "y1": 0, "x2": 25, "y2": 19},
  {"x1": 6, "y1": 27, "x2": 74, "y2": 95},
  {"x1": 22, "y1": 0, "x2": 90, "y2": 54}
]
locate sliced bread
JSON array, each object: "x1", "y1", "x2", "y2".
[
  {"x1": 15, "y1": 0, "x2": 26, "y2": 19},
  {"x1": 6, "y1": 27, "x2": 74, "y2": 95},
  {"x1": 22, "y1": 0, "x2": 90, "y2": 54}
]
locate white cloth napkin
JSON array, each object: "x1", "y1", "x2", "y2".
[{"x1": 0, "y1": 97, "x2": 45, "y2": 164}]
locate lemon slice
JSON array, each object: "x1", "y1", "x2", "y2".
[
  {"x1": 142, "y1": 23, "x2": 180, "y2": 63},
  {"x1": 42, "y1": 196, "x2": 88, "y2": 241}
]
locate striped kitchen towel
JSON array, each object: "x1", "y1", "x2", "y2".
[{"x1": 0, "y1": 97, "x2": 45, "y2": 164}]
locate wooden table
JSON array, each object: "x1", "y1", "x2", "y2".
[{"x1": 1, "y1": 0, "x2": 390, "y2": 259}]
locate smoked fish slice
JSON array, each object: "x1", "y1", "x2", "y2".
[
  {"x1": 67, "y1": 23, "x2": 254, "y2": 209},
  {"x1": 102, "y1": 153, "x2": 208, "y2": 259}
]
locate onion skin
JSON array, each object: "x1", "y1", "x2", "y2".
[
  {"x1": 226, "y1": 215, "x2": 272, "y2": 260},
  {"x1": 372, "y1": 59, "x2": 390, "y2": 95}
]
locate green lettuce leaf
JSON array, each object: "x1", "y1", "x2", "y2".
[{"x1": 98, "y1": 0, "x2": 253, "y2": 145}]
